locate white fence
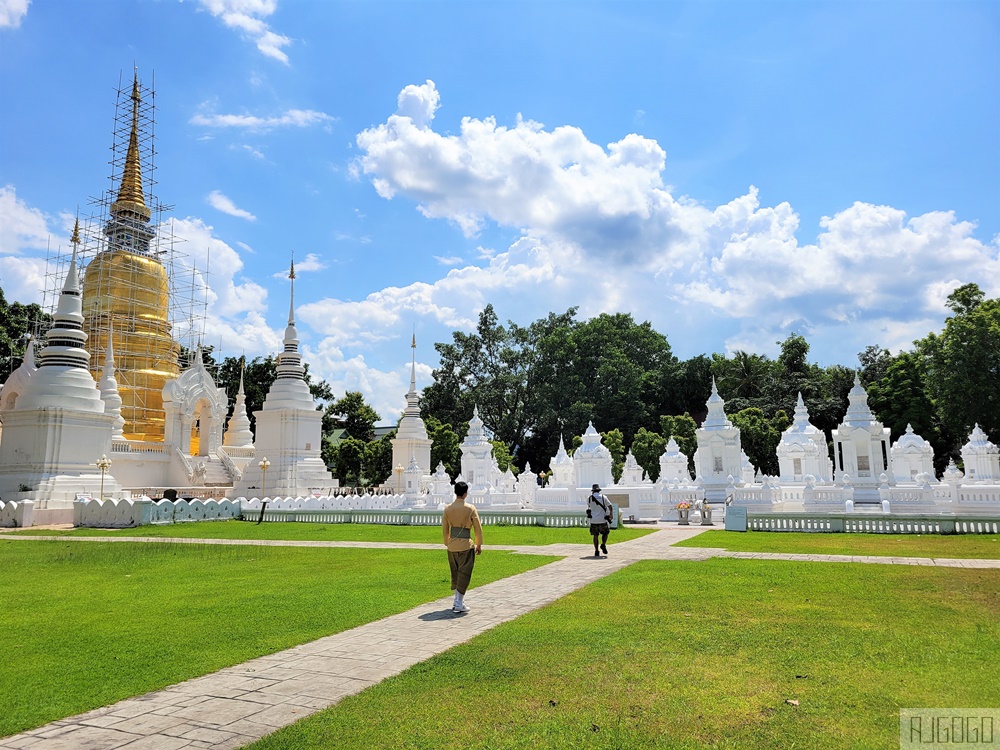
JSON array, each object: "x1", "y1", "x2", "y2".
[
  {"x1": 246, "y1": 506, "x2": 599, "y2": 528},
  {"x1": 747, "y1": 512, "x2": 1000, "y2": 535},
  {"x1": 74, "y1": 497, "x2": 242, "y2": 528},
  {"x1": 0, "y1": 499, "x2": 33, "y2": 527}
]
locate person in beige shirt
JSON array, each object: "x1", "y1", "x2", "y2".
[{"x1": 442, "y1": 481, "x2": 483, "y2": 613}]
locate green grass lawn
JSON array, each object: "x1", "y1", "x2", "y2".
[
  {"x1": 7, "y1": 520, "x2": 654, "y2": 546},
  {"x1": 248, "y1": 558, "x2": 1000, "y2": 750},
  {"x1": 0, "y1": 539, "x2": 555, "y2": 738},
  {"x1": 674, "y1": 529, "x2": 1000, "y2": 559}
]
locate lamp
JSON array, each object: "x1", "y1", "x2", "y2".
[
  {"x1": 257, "y1": 456, "x2": 271, "y2": 525},
  {"x1": 96, "y1": 453, "x2": 112, "y2": 501}
]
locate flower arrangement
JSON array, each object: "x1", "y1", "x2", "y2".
[{"x1": 676, "y1": 501, "x2": 692, "y2": 510}]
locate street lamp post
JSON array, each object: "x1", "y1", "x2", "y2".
[
  {"x1": 257, "y1": 457, "x2": 271, "y2": 525},
  {"x1": 96, "y1": 454, "x2": 112, "y2": 501},
  {"x1": 395, "y1": 464, "x2": 404, "y2": 494}
]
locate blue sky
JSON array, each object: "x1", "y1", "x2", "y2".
[{"x1": 1, "y1": 0, "x2": 997, "y2": 423}]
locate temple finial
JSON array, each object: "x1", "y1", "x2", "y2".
[
  {"x1": 71, "y1": 216, "x2": 81, "y2": 246},
  {"x1": 287, "y1": 257, "x2": 296, "y2": 326},
  {"x1": 409, "y1": 330, "x2": 417, "y2": 392},
  {"x1": 111, "y1": 68, "x2": 149, "y2": 221}
]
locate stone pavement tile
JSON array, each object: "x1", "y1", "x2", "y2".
[
  {"x1": 18, "y1": 726, "x2": 141, "y2": 750},
  {"x1": 164, "y1": 697, "x2": 262, "y2": 726},
  {"x1": 244, "y1": 702, "x2": 319, "y2": 729},
  {"x1": 179, "y1": 726, "x2": 240, "y2": 744},
  {"x1": 78, "y1": 716, "x2": 128, "y2": 729},
  {"x1": 103, "y1": 712, "x2": 186, "y2": 736},
  {"x1": 0, "y1": 738, "x2": 43, "y2": 749},
  {"x1": 115, "y1": 735, "x2": 190, "y2": 750}
]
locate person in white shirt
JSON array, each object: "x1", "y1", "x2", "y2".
[{"x1": 587, "y1": 483, "x2": 612, "y2": 557}]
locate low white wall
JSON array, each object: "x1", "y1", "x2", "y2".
[{"x1": 0, "y1": 499, "x2": 33, "y2": 527}]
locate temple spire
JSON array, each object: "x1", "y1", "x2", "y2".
[
  {"x1": 287, "y1": 257, "x2": 296, "y2": 326},
  {"x1": 111, "y1": 69, "x2": 150, "y2": 222},
  {"x1": 99, "y1": 333, "x2": 125, "y2": 438},
  {"x1": 409, "y1": 330, "x2": 417, "y2": 393}
]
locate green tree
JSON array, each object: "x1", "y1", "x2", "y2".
[
  {"x1": 858, "y1": 344, "x2": 892, "y2": 387},
  {"x1": 425, "y1": 415, "x2": 463, "y2": 478},
  {"x1": 215, "y1": 355, "x2": 277, "y2": 437},
  {"x1": 631, "y1": 427, "x2": 667, "y2": 481},
  {"x1": 323, "y1": 391, "x2": 380, "y2": 441},
  {"x1": 363, "y1": 433, "x2": 395, "y2": 486},
  {"x1": 490, "y1": 439, "x2": 517, "y2": 475},
  {"x1": 918, "y1": 283, "x2": 1000, "y2": 445},
  {"x1": 330, "y1": 436, "x2": 366, "y2": 486},
  {"x1": 730, "y1": 408, "x2": 787, "y2": 477},
  {"x1": 602, "y1": 428, "x2": 625, "y2": 482},
  {"x1": 0, "y1": 288, "x2": 50, "y2": 381}
]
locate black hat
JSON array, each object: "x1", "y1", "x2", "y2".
[{"x1": 592, "y1": 484, "x2": 601, "y2": 492}]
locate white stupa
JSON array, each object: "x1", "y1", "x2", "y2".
[
  {"x1": 459, "y1": 405, "x2": 500, "y2": 492},
  {"x1": 549, "y1": 435, "x2": 575, "y2": 487},
  {"x1": 0, "y1": 224, "x2": 119, "y2": 518},
  {"x1": 573, "y1": 422, "x2": 613, "y2": 490},
  {"x1": 777, "y1": 393, "x2": 833, "y2": 483},
  {"x1": 891, "y1": 424, "x2": 935, "y2": 481},
  {"x1": 390, "y1": 333, "x2": 432, "y2": 475},
  {"x1": 694, "y1": 378, "x2": 743, "y2": 501},
  {"x1": 832, "y1": 373, "x2": 894, "y2": 500},
  {"x1": 223, "y1": 363, "x2": 255, "y2": 449},
  {"x1": 234, "y1": 260, "x2": 335, "y2": 497},
  {"x1": 98, "y1": 333, "x2": 126, "y2": 439},
  {"x1": 961, "y1": 424, "x2": 1000, "y2": 482},
  {"x1": 658, "y1": 437, "x2": 691, "y2": 483}
]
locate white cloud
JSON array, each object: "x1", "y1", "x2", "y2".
[
  {"x1": 271, "y1": 252, "x2": 326, "y2": 278},
  {"x1": 207, "y1": 190, "x2": 257, "y2": 221},
  {"x1": 166, "y1": 216, "x2": 280, "y2": 358},
  {"x1": 197, "y1": 0, "x2": 292, "y2": 64},
  {"x1": 433, "y1": 255, "x2": 464, "y2": 266},
  {"x1": 191, "y1": 108, "x2": 333, "y2": 131},
  {"x1": 0, "y1": 0, "x2": 29, "y2": 29},
  {"x1": 0, "y1": 185, "x2": 53, "y2": 254},
  {"x1": 307, "y1": 81, "x2": 1000, "y2": 414},
  {"x1": 0, "y1": 255, "x2": 46, "y2": 304},
  {"x1": 240, "y1": 144, "x2": 266, "y2": 159}
]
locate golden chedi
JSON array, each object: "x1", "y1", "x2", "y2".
[{"x1": 82, "y1": 73, "x2": 179, "y2": 441}]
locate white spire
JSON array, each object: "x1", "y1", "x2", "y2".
[
  {"x1": 16, "y1": 236, "x2": 105, "y2": 413},
  {"x1": 261, "y1": 261, "x2": 315, "y2": 411},
  {"x1": 23, "y1": 335, "x2": 35, "y2": 369},
  {"x1": 702, "y1": 376, "x2": 733, "y2": 429},
  {"x1": 396, "y1": 333, "x2": 428, "y2": 441},
  {"x1": 287, "y1": 257, "x2": 296, "y2": 326},
  {"x1": 98, "y1": 334, "x2": 125, "y2": 438},
  {"x1": 224, "y1": 359, "x2": 255, "y2": 448},
  {"x1": 843, "y1": 371, "x2": 876, "y2": 427}
]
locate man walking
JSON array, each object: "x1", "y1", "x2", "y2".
[
  {"x1": 442, "y1": 481, "x2": 483, "y2": 613},
  {"x1": 588, "y1": 483, "x2": 612, "y2": 557}
]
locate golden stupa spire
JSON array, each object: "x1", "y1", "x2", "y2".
[
  {"x1": 70, "y1": 216, "x2": 81, "y2": 246},
  {"x1": 111, "y1": 69, "x2": 151, "y2": 222}
]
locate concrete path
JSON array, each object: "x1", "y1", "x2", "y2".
[{"x1": 2, "y1": 526, "x2": 998, "y2": 750}]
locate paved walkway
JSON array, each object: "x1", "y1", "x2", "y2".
[{"x1": 2, "y1": 526, "x2": 998, "y2": 750}]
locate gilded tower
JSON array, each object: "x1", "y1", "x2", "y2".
[{"x1": 82, "y1": 72, "x2": 180, "y2": 441}]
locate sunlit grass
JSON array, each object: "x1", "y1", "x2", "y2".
[
  {"x1": 0, "y1": 539, "x2": 555, "y2": 737},
  {"x1": 8, "y1": 519, "x2": 654, "y2": 545},
  {"x1": 675, "y1": 529, "x2": 1000, "y2": 558},
  {"x1": 248, "y1": 559, "x2": 1000, "y2": 750}
]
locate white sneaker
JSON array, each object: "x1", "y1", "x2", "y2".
[{"x1": 453, "y1": 602, "x2": 470, "y2": 613}]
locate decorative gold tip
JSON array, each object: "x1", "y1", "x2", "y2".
[
  {"x1": 112, "y1": 69, "x2": 150, "y2": 221},
  {"x1": 71, "y1": 217, "x2": 81, "y2": 246},
  {"x1": 289, "y1": 259, "x2": 296, "y2": 280},
  {"x1": 411, "y1": 332, "x2": 416, "y2": 348}
]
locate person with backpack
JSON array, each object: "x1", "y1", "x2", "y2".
[{"x1": 587, "y1": 483, "x2": 612, "y2": 557}]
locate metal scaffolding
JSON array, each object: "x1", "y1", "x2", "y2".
[{"x1": 41, "y1": 71, "x2": 208, "y2": 440}]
